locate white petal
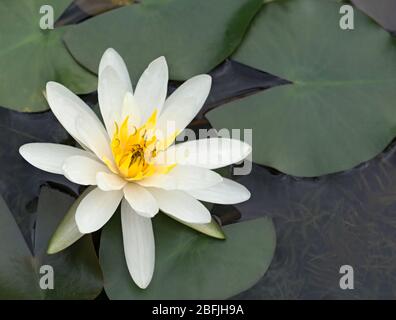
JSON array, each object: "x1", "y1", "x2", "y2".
[
  {"x1": 19, "y1": 143, "x2": 94, "y2": 174},
  {"x1": 98, "y1": 66, "x2": 131, "y2": 137},
  {"x1": 148, "y1": 188, "x2": 211, "y2": 224},
  {"x1": 121, "y1": 199, "x2": 155, "y2": 289},
  {"x1": 157, "y1": 138, "x2": 251, "y2": 169},
  {"x1": 46, "y1": 82, "x2": 108, "y2": 152},
  {"x1": 121, "y1": 92, "x2": 141, "y2": 128},
  {"x1": 187, "y1": 178, "x2": 251, "y2": 204},
  {"x1": 137, "y1": 165, "x2": 222, "y2": 191},
  {"x1": 99, "y1": 48, "x2": 132, "y2": 93},
  {"x1": 96, "y1": 172, "x2": 127, "y2": 191},
  {"x1": 76, "y1": 188, "x2": 123, "y2": 233},
  {"x1": 123, "y1": 183, "x2": 159, "y2": 218},
  {"x1": 75, "y1": 116, "x2": 113, "y2": 162},
  {"x1": 156, "y1": 75, "x2": 211, "y2": 139},
  {"x1": 63, "y1": 155, "x2": 109, "y2": 185},
  {"x1": 134, "y1": 56, "x2": 168, "y2": 122}
]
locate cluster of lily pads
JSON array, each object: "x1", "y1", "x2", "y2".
[{"x1": 1, "y1": 0, "x2": 396, "y2": 299}]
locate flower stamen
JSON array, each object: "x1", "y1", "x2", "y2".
[{"x1": 104, "y1": 109, "x2": 175, "y2": 180}]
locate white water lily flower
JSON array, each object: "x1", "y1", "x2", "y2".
[{"x1": 19, "y1": 48, "x2": 251, "y2": 289}]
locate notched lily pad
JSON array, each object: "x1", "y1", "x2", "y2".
[
  {"x1": 207, "y1": 0, "x2": 396, "y2": 177},
  {"x1": 0, "y1": 187, "x2": 102, "y2": 299},
  {"x1": 169, "y1": 59, "x2": 290, "y2": 120},
  {"x1": 0, "y1": 0, "x2": 97, "y2": 112},
  {"x1": 100, "y1": 213, "x2": 276, "y2": 299}
]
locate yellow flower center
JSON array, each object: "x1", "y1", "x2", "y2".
[{"x1": 103, "y1": 109, "x2": 175, "y2": 181}]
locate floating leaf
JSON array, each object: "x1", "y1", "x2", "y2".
[
  {"x1": 207, "y1": 0, "x2": 396, "y2": 177},
  {"x1": 0, "y1": 0, "x2": 97, "y2": 112},
  {"x1": 100, "y1": 213, "x2": 275, "y2": 299},
  {"x1": 64, "y1": 0, "x2": 263, "y2": 82},
  {"x1": 0, "y1": 187, "x2": 102, "y2": 299},
  {"x1": 169, "y1": 59, "x2": 290, "y2": 120}
]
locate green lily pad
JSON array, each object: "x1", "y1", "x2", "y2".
[
  {"x1": 0, "y1": 0, "x2": 97, "y2": 112},
  {"x1": 100, "y1": 213, "x2": 275, "y2": 299},
  {"x1": 0, "y1": 187, "x2": 102, "y2": 299},
  {"x1": 63, "y1": 0, "x2": 263, "y2": 82},
  {"x1": 207, "y1": 0, "x2": 396, "y2": 177}
]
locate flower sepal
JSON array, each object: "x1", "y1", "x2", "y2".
[
  {"x1": 172, "y1": 216, "x2": 226, "y2": 240},
  {"x1": 47, "y1": 187, "x2": 93, "y2": 254}
]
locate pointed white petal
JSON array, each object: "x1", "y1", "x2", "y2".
[
  {"x1": 63, "y1": 155, "x2": 109, "y2": 185},
  {"x1": 137, "y1": 165, "x2": 222, "y2": 191},
  {"x1": 96, "y1": 172, "x2": 127, "y2": 191},
  {"x1": 134, "y1": 56, "x2": 168, "y2": 122},
  {"x1": 157, "y1": 138, "x2": 251, "y2": 169},
  {"x1": 121, "y1": 199, "x2": 155, "y2": 289},
  {"x1": 148, "y1": 188, "x2": 211, "y2": 224},
  {"x1": 121, "y1": 92, "x2": 141, "y2": 128},
  {"x1": 98, "y1": 66, "x2": 131, "y2": 137},
  {"x1": 187, "y1": 178, "x2": 250, "y2": 204},
  {"x1": 75, "y1": 116, "x2": 113, "y2": 162},
  {"x1": 156, "y1": 75, "x2": 211, "y2": 139},
  {"x1": 76, "y1": 188, "x2": 123, "y2": 233},
  {"x1": 19, "y1": 143, "x2": 94, "y2": 174},
  {"x1": 99, "y1": 48, "x2": 132, "y2": 93},
  {"x1": 123, "y1": 183, "x2": 159, "y2": 218},
  {"x1": 46, "y1": 82, "x2": 108, "y2": 151}
]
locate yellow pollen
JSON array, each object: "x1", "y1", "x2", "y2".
[{"x1": 104, "y1": 109, "x2": 176, "y2": 180}]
